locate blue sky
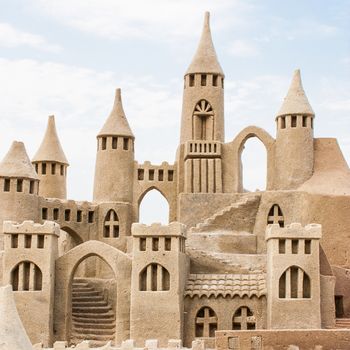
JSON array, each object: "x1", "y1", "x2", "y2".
[{"x1": 0, "y1": 1, "x2": 349, "y2": 223}]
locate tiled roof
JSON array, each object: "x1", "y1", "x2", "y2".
[{"x1": 184, "y1": 273, "x2": 266, "y2": 299}]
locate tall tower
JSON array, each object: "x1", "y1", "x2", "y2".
[
  {"x1": 32, "y1": 115, "x2": 69, "y2": 199},
  {"x1": 0, "y1": 141, "x2": 40, "y2": 248},
  {"x1": 178, "y1": 12, "x2": 225, "y2": 193},
  {"x1": 93, "y1": 88, "x2": 135, "y2": 203},
  {"x1": 275, "y1": 69, "x2": 315, "y2": 189}
]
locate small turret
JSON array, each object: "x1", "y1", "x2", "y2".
[
  {"x1": 0, "y1": 141, "x2": 40, "y2": 248},
  {"x1": 93, "y1": 88, "x2": 135, "y2": 203},
  {"x1": 274, "y1": 69, "x2": 315, "y2": 189},
  {"x1": 32, "y1": 115, "x2": 69, "y2": 199}
]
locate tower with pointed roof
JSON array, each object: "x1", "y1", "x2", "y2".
[
  {"x1": 274, "y1": 69, "x2": 315, "y2": 189},
  {"x1": 0, "y1": 141, "x2": 40, "y2": 249},
  {"x1": 32, "y1": 115, "x2": 69, "y2": 199},
  {"x1": 178, "y1": 12, "x2": 225, "y2": 194},
  {"x1": 93, "y1": 88, "x2": 135, "y2": 203}
]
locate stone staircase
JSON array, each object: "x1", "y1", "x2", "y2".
[
  {"x1": 70, "y1": 278, "x2": 116, "y2": 347},
  {"x1": 189, "y1": 194, "x2": 261, "y2": 234},
  {"x1": 335, "y1": 318, "x2": 350, "y2": 328}
]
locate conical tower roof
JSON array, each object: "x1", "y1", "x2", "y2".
[
  {"x1": 32, "y1": 115, "x2": 69, "y2": 165},
  {"x1": 98, "y1": 88, "x2": 134, "y2": 138},
  {"x1": 277, "y1": 69, "x2": 315, "y2": 117},
  {"x1": 186, "y1": 12, "x2": 224, "y2": 75},
  {"x1": 0, "y1": 285, "x2": 34, "y2": 350},
  {"x1": 0, "y1": 141, "x2": 38, "y2": 179}
]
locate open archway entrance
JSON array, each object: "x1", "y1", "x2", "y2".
[
  {"x1": 139, "y1": 188, "x2": 169, "y2": 224},
  {"x1": 70, "y1": 254, "x2": 116, "y2": 346},
  {"x1": 241, "y1": 137, "x2": 267, "y2": 192}
]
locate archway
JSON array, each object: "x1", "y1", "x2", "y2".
[
  {"x1": 241, "y1": 137, "x2": 267, "y2": 191},
  {"x1": 54, "y1": 241, "x2": 131, "y2": 345},
  {"x1": 58, "y1": 226, "x2": 83, "y2": 256},
  {"x1": 138, "y1": 187, "x2": 169, "y2": 224},
  {"x1": 70, "y1": 254, "x2": 115, "y2": 346},
  {"x1": 230, "y1": 126, "x2": 275, "y2": 192}
]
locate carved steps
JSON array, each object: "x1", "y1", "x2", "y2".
[
  {"x1": 189, "y1": 195, "x2": 261, "y2": 233},
  {"x1": 71, "y1": 278, "x2": 115, "y2": 347},
  {"x1": 335, "y1": 318, "x2": 350, "y2": 328}
]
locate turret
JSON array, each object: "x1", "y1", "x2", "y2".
[
  {"x1": 180, "y1": 11, "x2": 224, "y2": 144},
  {"x1": 178, "y1": 12, "x2": 224, "y2": 194},
  {"x1": 93, "y1": 88, "x2": 135, "y2": 203},
  {"x1": 0, "y1": 141, "x2": 40, "y2": 248},
  {"x1": 32, "y1": 115, "x2": 69, "y2": 199},
  {"x1": 274, "y1": 69, "x2": 315, "y2": 189}
]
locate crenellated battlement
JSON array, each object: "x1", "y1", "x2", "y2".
[
  {"x1": 136, "y1": 161, "x2": 175, "y2": 183},
  {"x1": 132, "y1": 222, "x2": 186, "y2": 238},
  {"x1": 266, "y1": 222, "x2": 322, "y2": 241}
]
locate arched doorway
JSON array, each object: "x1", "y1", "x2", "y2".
[
  {"x1": 138, "y1": 187, "x2": 169, "y2": 224},
  {"x1": 54, "y1": 241, "x2": 132, "y2": 345},
  {"x1": 70, "y1": 254, "x2": 116, "y2": 346},
  {"x1": 241, "y1": 137, "x2": 267, "y2": 191}
]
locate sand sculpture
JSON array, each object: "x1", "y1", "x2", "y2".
[{"x1": 1, "y1": 11, "x2": 350, "y2": 350}]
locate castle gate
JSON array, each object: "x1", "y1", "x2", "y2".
[{"x1": 54, "y1": 240, "x2": 131, "y2": 345}]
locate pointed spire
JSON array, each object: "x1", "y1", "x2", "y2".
[
  {"x1": 277, "y1": 69, "x2": 315, "y2": 117},
  {"x1": 186, "y1": 12, "x2": 224, "y2": 75},
  {"x1": 98, "y1": 88, "x2": 134, "y2": 138},
  {"x1": 32, "y1": 115, "x2": 69, "y2": 165},
  {"x1": 0, "y1": 141, "x2": 38, "y2": 179}
]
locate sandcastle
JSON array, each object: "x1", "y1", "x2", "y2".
[{"x1": 1, "y1": 12, "x2": 350, "y2": 350}]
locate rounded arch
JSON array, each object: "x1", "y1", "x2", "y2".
[
  {"x1": 138, "y1": 186, "x2": 170, "y2": 224},
  {"x1": 54, "y1": 240, "x2": 131, "y2": 343},
  {"x1": 11, "y1": 260, "x2": 42, "y2": 291},
  {"x1": 267, "y1": 203, "x2": 284, "y2": 227},
  {"x1": 195, "y1": 306, "x2": 218, "y2": 338},
  {"x1": 59, "y1": 226, "x2": 83, "y2": 256},
  {"x1": 103, "y1": 209, "x2": 120, "y2": 238},
  {"x1": 192, "y1": 99, "x2": 215, "y2": 141},
  {"x1": 232, "y1": 306, "x2": 256, "y2": 330},
  {"x1": 139, "y1": 263, "x2": 170, "y2": 291},
  {"x1": 279, "y1": 265, "x2": 311, "y2": 299},
  {"x1": 230, "y1": 126, "x2": 275, "y2": 192}
]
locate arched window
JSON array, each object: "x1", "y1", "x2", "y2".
[
  {"x1": 279, "y1": 266, "x2": 311, "y2": 299},
  {"x1": 267, "y1": 204, "x2": 284, "y2": 227},
  {"x1": 11, "y1": 261, "x2": 42, "y2": 291},
  {"x1": 192, "y1": 100, "x2": 214, "y2": 140},
  {"x1": 103, "y1": 210, "x2": 119, "y2": 238},
  {"x1": 195, "y1": 307, "x2": 218, "y2": 337},
  {"x1": 139, "y1": 263, "x2": 170, "y2": 291},
  {"x1": 232, "y1": 306, "x2": 256, "y2": 330}
]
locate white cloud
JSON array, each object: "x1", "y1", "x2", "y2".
[
  {"x1": 227, "y1": 39, "x2": 259, "y2": 58},
  {"x1": 0, "y1": 22, "x2": 62, "y2": 53},
  {"x1": 29, "y1": 0, "x2": 253, "y2": 41}
]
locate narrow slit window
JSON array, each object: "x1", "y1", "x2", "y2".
[
  {"x1": 65, "y1": 209, "x2": 71, "y2": 221},
  {"x1": 138, "y1": 169, "x2": 144, "y2": 181},
  {"x1": 4, "y1": 178, "x2": 10, "y2": 192},
  {"x1": 302, "y1": 116, "x2": 307, "y2": 127},
  {"x1": 221, "y1": 77, "x2": 224, "y2": 88},
  {"x1": 305, "y1": 239, "x2": 311, "y2": 254},
  {"x1": 88, "y1": 211, "x2": 94, "y2": 223},
  {"x1": 158, "y1": 169, "x2": 164, "y2": 181},
  {"x1": 123, "y1": 138, "x2": 129, "y2": 150},
  {"x1": 213, "y1": 74, "x2": 218, "y2": 86},
  {"x1": 291, "y1": 115, "x2": 297, "y2": 127},
  {"x1": 42, "y1": 163, "x2": 46, "y2": 175},
  {"x1": 140, "y1": 238, "x2": 146, "y2": 251},
  {"x1": 17, "y1": 179, "x2": 23, "y2": 192},
  {"x1": 76, "y1": 210, "x2": 82, "y2": 222},
  {"x1": 292, "y1": 240, "x2": 299, "y2": 254},
  {"x1": 201, "y1": 74, "x2": 207, "y2": 86},
  {"x1": 168, "y1": 170, "x2": 174, "y2": 181},
  {"x1": 189, "y1": 74, "x2": 195, "y2": 87},
  {"x1": 279, "y1": 239, "x2": 286, "y2": 254},
  {"x1": 152, "y1": 238, "x2": 159, "y2": 251},
  {"x1": 35, "y1": 163, "x2": 38, "y2": 173},
  {"x1": 24, "y1": 235, "x2": 32, "y2": 248},
  {"x1": 51, "y1": 163, "x2": 56, "y2": 175},
  {"x1": 165, "y1": 237, "x2": 171, "y2": 251},
  {"x1": 102, "y1": 137, "x2": 107, "y2": 150},
  {"x1": 11, "y1": 234, "x2": 18, "y2": 248},
  {"x1": 149, "y1": 169, "x2": 155, "y2": 181},
  {"x1": 112, "y1": 137, "x2": 118, "y2": 149},
  {"x1": 37, "y1": 235, "x2": 44, "y2": 249},
  {"x1": 281, "y1": 117, "x2": 286, "y2": 129},
  {"x1": 29, "y1": 181, "x2": 35, "y2": 194},
  {"x1": 53, "y1": 208, "x2": 59, "y2": 220},
  {"x1": 60, "y1": 165, "x2": 64, "y2": 175},
  {"x1": 42, "y1": 207, "x2": 48, "y2": 220}
]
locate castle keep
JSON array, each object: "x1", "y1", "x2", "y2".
[{"x1": 1, "y1": 12, "x2": 350, "y2": 350}]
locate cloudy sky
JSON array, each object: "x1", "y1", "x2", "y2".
[{"x1": 0, "y1": 1, "x2": 349, "y2": 223}]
